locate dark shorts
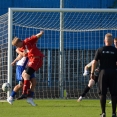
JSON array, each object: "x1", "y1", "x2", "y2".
[
  {"x1": 94, "y1": 76, "x2": 98, "y2": 84},
  {"x1": 98, "y1": 69, "x2": 117, "y2": 96},
  {"x1": 25, "y1": 67, "x2": 35, "y2": 76},
  {"x1": 16, "y1": 65, "x2": 35, "y2": 81}
]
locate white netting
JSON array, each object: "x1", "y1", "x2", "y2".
[
  {"x1": 13, "y1": 12, "x2": 117, "y2": 31},
  {"x1": 0, "y1": 13, "x2": 8, "y2": 99},
  {"x1": 1, "y1": 9, "x2": 117, "y2": 100}
]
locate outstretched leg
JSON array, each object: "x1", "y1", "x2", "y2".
[{"x1": 77, "y1": 79, "x2": 95, "y2": 102}]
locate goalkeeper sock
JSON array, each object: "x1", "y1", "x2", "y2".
[
  {"x1": 81, "y1": 85, "x2": 90, "y2": 97},
  {"x1": 10, "y1": 91, "x2": 17, "y2": 98},
  {"x1": 23, "y1": 80, "x2": 30, "y2": 94}
]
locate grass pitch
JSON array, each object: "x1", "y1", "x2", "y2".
[{"x1": 0, "y1": 99, "x2": 112, "y2": 117}]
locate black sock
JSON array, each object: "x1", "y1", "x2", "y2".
[
  {"x1": 100, "y1": 95, "x2": 106, "y2": 113},
  {"x1": 81, "y1": 85, "x2": 90, "y2": 97}
]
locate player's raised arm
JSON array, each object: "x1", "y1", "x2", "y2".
[
  {"x1": 26, "y1": 30, "x2": 44, "y2": 44},
  {"x1": 36, "y1": 30, "x2": 44, "y2": 39}
]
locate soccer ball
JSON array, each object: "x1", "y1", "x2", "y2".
[{"x1": 2, "y1": 83, "x2": 11, "y2": 92}]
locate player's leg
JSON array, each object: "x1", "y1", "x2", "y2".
[
  {"x1": 16, "y1": 73, "x2": 37, "y2": 106},
  {"x1": 29, "y1": 76, "x2": 36, "y2": 97},
  {"x1": 78, "y1": 68, "x2": 99, "y2": 102},
  {"x1": 27, "y1": 77, "x2": 37, "y2": 106},
  {"x1": 109, "y1": 70, "x2": 117, "y2": 117},
  {"x1": 98, "y1": 70, "x2": 107, "y2": 117},
  {"x1": 7, "y1": 82, "x2": 23, "y2": 104},
  {"x1": 109, "y1": 70, "x2": 117, "y2": 104},
  {"x1": 17, "y1": 67, "x2": 35, "y2": 99},
  {"x1": 111, "y1": 95, "x2": 117, "y2": 117},
  {"x1": 7, "y1": 65, "x2": 24, "y2": 104},
  {"x1": 77, "y1": 78, "x2": 95, "y2": 102},
  {"x1": 17, "y1": 57, "x2": 43, "y2": 99},
  {"x1": 99, "y1": 94, "x2": 106, "y2": 117}
]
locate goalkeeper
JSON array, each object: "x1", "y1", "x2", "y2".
[{"x1": 77, "y1": 60, "x2": 99, "y2": 102}]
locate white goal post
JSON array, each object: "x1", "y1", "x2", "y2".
[{"x1": 2, "y1": 8, "x2": 117, "y2": 99}]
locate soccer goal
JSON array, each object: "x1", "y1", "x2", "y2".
[{"x1": 1, "y1": 8, "x2": 117, "y2": 100}]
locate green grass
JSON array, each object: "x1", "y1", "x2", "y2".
[{"x1": 0, "y1": 99, "x2": 112, "y2": 117}]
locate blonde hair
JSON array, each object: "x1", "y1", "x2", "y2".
[
  {"x1": 105, "y1": 33, "x2": 113, "y2": 40},
  {"x1": 12, "y1": 37, "x2": 21, "y2": 46}
]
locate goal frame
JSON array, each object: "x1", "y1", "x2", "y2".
[{"x1": 8, "y1": 8, "x2": 117, "y2": 98}]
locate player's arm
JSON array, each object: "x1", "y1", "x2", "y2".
[
  {"x1": 90, "y1": 49, "x2": 100, "y2": 79},
  {"x1": 91, "y1": 60, "x2": 97, "y2": 75},
  {"x1": 16, "y1": 48, "x2": 24, "y2": 56},
  {"x1": 27, "y1": 31, "x2": 44, "y2": 44},
  {"x1": 16, "y1": 48, "x2": 27, "y2": 57},
  {"x1": 11, "y1": 54, "x2": 23, "y2": 66},
  {"x1": 36, "y1": 30, "x2": 44, "y2": 39},
  {"x1": 83, "y1": 60, "x2": 93, "y2": 76}
]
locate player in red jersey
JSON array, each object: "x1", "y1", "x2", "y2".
[{"x1": 12, "y1": 31, "x2": 44, "y2": 99}]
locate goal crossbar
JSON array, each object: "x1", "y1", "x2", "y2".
[{"x1": 9, "y1": 8, "x2": 117, "y2": 12}]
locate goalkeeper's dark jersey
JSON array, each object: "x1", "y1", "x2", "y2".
[{"x1": 94, "y1": 46, "x2": 117, "y2": 69}]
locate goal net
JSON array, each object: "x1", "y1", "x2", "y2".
[
  {"x1": 0, "y1": 13, "x2": 8, "y2": 100},
  {"x1": 1, "y1": 8, "x2": 117, "y2": 100}
]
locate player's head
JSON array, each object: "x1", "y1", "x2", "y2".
[
  {"x1": 12, "y1": 37, "x2": 23, "y2": 47},
  {"x1": 114, "y1": 37, "x2": 117, "y2": 48},
  {"x1": 104, "y1": 33, "x2": 113, "y2": 46}
]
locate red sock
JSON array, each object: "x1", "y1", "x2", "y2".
[{"x1": 23, "y1": 80, "x2": 30, "y2": 94}]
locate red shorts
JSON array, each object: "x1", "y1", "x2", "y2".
[{"x1": 28, "y1": 57, "x2": 43, "y2": 71}]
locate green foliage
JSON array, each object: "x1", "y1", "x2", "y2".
[{"x1": 0, "y1": 99, "x2": 112, "y2": 117}]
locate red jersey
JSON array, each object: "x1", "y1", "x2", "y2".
[{"x1": 18, "y1": 35, "x2": 44, "y2": 58}]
